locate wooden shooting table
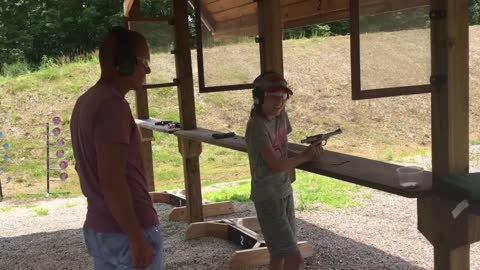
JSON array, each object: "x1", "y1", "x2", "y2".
[
  {"x1": 174, "y1": 127, "x2": 433, "y2": 269},
  {"x1": 174, "y1": 128, "x2": 433, "y2": 198}
]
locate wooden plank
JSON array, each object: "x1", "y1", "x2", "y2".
[
  {"x1": 214, "y1": 14, "x2": 258, "y2": 36},
  {"x1": 174, "y1": 128, "x2": 433, "y2": 197},
  {"x1": 353, "y1": 85, "x2": 432, "y2": 100},
  {"x1": 186, "y1": 222, "x2": 229, "y2": 239},
  {"x1": 258, "y1": 0, "x2": 283, "y2": 73},
  {"x1": 212, "y1": 0, "x2": 429, "y2": 38},
  {"x1": 123, "y1": 0, "x2": 135, "y2": 17},
  {"x1": 228, "y1": 241, "x2": 314, "y2": 269},
  {"x1": 350, "y1": 0, "x2": 361, "y2": 100},
  {"x1": 149, "y1": 191, "x2": 171, "y2": 203},
  {"x1": 417, "y1": 0, "x2": 471, "y2": 268},
  {"x1": 188, "y1": 0, "x2": 217, "y2": 32},
  {"x1": 173, "y1": 0, "x2": 204, "y2": 223},
  {"x1": 212, "y1": 2, "x2": 257, "y2": 22},
  {"x1": 202, "y1": 83, "x2": 254, "y2": 93},
  {"x1": 143, "y1": 82, "x2": 178, "y2": 89},
  {"x1": 203, "y1": 0, "x2": 219, "y2": 4},
  {"x1": 127, "y1": 0, "x2": 155, "y2": 192},
  {"x1": 207, "y1": 0, "x2": 254, "y2": 14},
  {"x1": 174, "y1": 128, "x2": 247, "y2": 152},
  {"x1": 168, "y1": 201, "x2": 235, "y2": 221},
  {"x1": 434, "y1": 0, "x2": 470, "y2": 267},
  {"x1": 283, "y1": 0, "x2": 429, "y2": 24},
  {"x1": 135, "y1": 118, "x2": 180, "y2": 134},
  {"x1": 235, "y1": 216, "x2": 261, "y2": 232}
]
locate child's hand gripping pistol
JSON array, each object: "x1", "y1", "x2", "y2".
[{"x1": 300, "y1": 128, "x2": 342, "y2": 146}]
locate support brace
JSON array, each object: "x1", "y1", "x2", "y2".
[{"x1": 186, "y1": 217, "x2": 314, "y2": 269}]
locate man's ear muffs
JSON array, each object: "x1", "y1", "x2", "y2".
[{"x1": 252, "y1": 87, "x2": 264, "y2": 105}]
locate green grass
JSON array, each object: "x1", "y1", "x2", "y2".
[
  {"x1": 0, "y1": 203, "x2": 35, "y2": 214},
  {"x1": 63, "y1": 201, "x2": 81, "y2": 208},
  {"x1": 32, "y1": 207, "x2": 48, "y2": 216},
  {"x1": 0, "y1": 206, "x2": 17, "y2": 213},
  {"x1": 203, "y1": 171, "x2": 370, "y2": 211},
  {"x1": 203, "y1": 181, "x2": 251, "y2": 202},
  {"x1": 294, "y1": 171, "x2": 367, "y2": 210},
  {"x1": 472, "y1": 138, "x2": 480, "y2": 145},
  {"x1": 7, "y1": 192, "x2": 72, "y2": 201},
  {"x1": 383, "y1": 147, "x2": 394, "y2": 161}
]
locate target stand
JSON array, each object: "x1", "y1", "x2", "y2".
[
  {"x1": 45, "y1": 116, "x2": 70, "y2": 197},
  {"x1": 0, "y1": 131, "x2": 12, "y2": 201}
]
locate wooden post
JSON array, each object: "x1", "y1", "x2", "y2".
[
  {"x1": 257, "y1": 0, "x2": 283, "y2": 74},
  {"x1": 418, "y1": 0, "x2": 470, "y2": 269},
  {"x1": 126, "y1": 0, "x2": 155, "y2": 192},
  {"x1": 257, "y1": 0, "x2": 296, "y2": 181},
  {"x1": 173, "y1": 0, "x2": 204, "y2": 223}
]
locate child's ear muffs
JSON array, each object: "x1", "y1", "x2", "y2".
[
  {"x1": 111, "y1": 27, "x2": 136, "y2": 77},
  {"x1": 252, "y1": 87, "x2": 264, "y2": 105}
]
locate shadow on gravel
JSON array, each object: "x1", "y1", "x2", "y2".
[
  {"x1": 0, "y1": 229, "x2": 90, "y2": 270},
  {"x1": 296, "y1": 218, "x2": 427, "y2": 270},
  {"x1": 0, "y1": 219, "x2": 426, "y2": 270}
]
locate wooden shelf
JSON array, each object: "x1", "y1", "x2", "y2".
[
  {"x1": 175, "y1": 128, "x2": 433, "y2": 198},
  {"x1": 174, "y1": 128, "x2": 247, "y2": 152},
  {"x1": 135, "y1": 118, "x2": 180, "y2": 134}
]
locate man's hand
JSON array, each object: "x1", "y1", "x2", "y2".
[{"x1": 129, "y1": 232, "x2": 154, "y2": 269}]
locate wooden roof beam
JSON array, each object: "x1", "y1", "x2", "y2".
[
  {"x1": 214, "y1": 13, "x2": 258, "y2": 36},
  {"x1": 207, "y1": 0, "x2": 254, "y2": 14},
  {"x1": 189, "y1": 0, "x2": 217, "y2": 32},
  {"x1": 213, "y1": 0, "x2": 430, "y2": 38},
  {"x1": 123, "y1": 0, "x2": 135, "y2": 17},
  {"x1": 282, "y1": 0, "x2": 429, "y2": 27}
]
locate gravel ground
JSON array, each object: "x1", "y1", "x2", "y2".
[{"x1": 1, "y1": 190, "x2": 480, "y2": 270}]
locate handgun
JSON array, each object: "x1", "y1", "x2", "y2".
[{"x1": 300, "y1": 128, "x2": 342, "y2": 145}]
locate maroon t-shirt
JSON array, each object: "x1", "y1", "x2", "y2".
[{"x1": 70, "y1": 82, "x2": 158, "y2": 233}]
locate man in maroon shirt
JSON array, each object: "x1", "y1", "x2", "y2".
[{"x1": 70, "y1": 26, "x2": 163, "y2": 269}]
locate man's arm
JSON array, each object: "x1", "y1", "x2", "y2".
[{"x1": 96, "y1": 143, "x2": 153, "y2": 268}]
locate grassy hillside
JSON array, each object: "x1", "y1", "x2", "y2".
[{"x1": 0, "y1": 26, "x2": 479, "y2": 199}]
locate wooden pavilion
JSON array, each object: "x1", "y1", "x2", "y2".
[{"x1": 123, "y1": 0, "x2": 475, "y2": 269}]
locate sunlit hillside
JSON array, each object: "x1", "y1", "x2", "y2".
[{"x1": 0, "y1": 26, "x2": 479, "y2": 198}]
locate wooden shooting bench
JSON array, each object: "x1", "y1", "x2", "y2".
[
  {"x1": 174, "y1": 127, "x2": 433, "y2": 198},
  {"x1": 174, "y1": 127, "x2": 433, "y2": 269},
  {"x1": 121, "y1": 0, "x2": 476, "y2": 269},
  {"x1": 135, "y1": 118, "x2": 235, "y2": 221}
]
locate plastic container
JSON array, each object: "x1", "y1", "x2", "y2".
[{"x1": 396, "y1": 166, "x2": 424, "y2": 189}]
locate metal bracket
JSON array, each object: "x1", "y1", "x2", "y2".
[
  {"x1": 255, "y1": 36, "x2": 264, "y2": 43},
  {"x1": 170, "y1": 50, "x2": 177, "y2": 54},
  {"x1": 168, "y1": 194, "x2": 187, "y2": 207},
  {"x1": 430, "y1": 75, "x2": 447, "y2": 86},
  {"x1": 219, "y1": 220, "x2": 266, "y2": 249},
  {"x1": 429, "y1": 9, "x2": 447, "y2": 20}
]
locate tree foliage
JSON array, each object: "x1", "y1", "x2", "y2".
[{"x1": 1, "y1": 0, "x2": 479, "y2": 74}]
